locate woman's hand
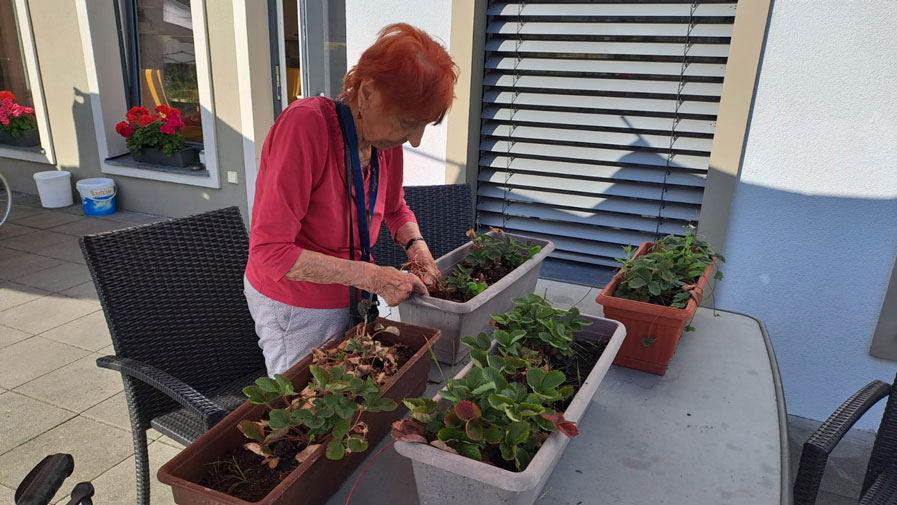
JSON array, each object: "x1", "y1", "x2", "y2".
[
  {"x1": 366, "y1": 265, "x2": 429, "y2": 306},
  {"x1": 406, "y1": 241, "x2": 440, "y2": 288}
]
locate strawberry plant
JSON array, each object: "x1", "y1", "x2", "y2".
[
  {"x1": 614, "y1": 227, "x2": 724, "y2": 309},
  {"x1": 424, "y1": 228, "x2": 541, "y2": 302}
]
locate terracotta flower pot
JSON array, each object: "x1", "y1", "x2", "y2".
[
  {"x1": 157, "y1": 319, "x2": 441, "y2": 505},
  {"x1": 595, "y1": 242, "x2": 715, "y2": 375}
]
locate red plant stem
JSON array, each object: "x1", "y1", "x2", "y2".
[{"x1": 344, "y1": 439, "x2": 397, "y2": 505}]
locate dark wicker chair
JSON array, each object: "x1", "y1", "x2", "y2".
[
  {"x1": 80, "y1": 206, "x2": 265, "y2": 505},
  {"x1": 371, "y1": 183, "x2": 474, "y2": 269},
  {"x1": 794, "y1": 372, "x2": 897, "y2": 504}
]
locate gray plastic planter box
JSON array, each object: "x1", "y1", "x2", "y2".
[
  {"x1": 394, "y1": 314, "x2": 626, "y2": 505},
  {"x1": 397, "y1": 232, "x2": 554, "y2": 364}
]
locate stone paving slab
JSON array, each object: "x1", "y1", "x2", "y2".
[
  {"x1": 0, "y1": 281, "x2": 50, "y2": 312},
  {"x1": 14, "y1": 262, "x2": 91, "y2": 293},
  {"x1": 0, "y1": 252, "x2": 64, "y2": 281},
  {"x1": 15, "y1": 353, "x2": 122, "y2": 413},
  {"x1": 59, "y1": 281, "x2": 100, "y2": 305},
  {"x1": 0, "y1": 337, "x2": 90, "y2": 389},
  {"x1": 0, "y1": 295, "x2": 98, "y2": 335},
  {"x1": 0, "y1": 416, "x2": 133, "y2": 501},
  {"x1": 87, "y1": 441, "x2": 180, "y2": 505},
  {"x1": 39, "y1": 311, "x2": 111, "y2": 352},
  {"x1": 0, "y1": 325, "x2": 32, "y2": 349},
  {"x1": 0, "y1": 391, "x2": 75, "y2": 455},
  {"x1": 11, "y1": 211, "x2": 81, "y2": 230},
  {"x1": 0, "y1": 229, "x2": 74, "y2": 255}
]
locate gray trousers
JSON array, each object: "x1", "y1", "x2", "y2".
[{"x1": 244, "y1": 276, "x2": 351, "y2": 376}]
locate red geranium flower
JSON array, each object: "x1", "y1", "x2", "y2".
[
  {"x1": 114, "y1": 121, "x2": 134, "y2": 138},
  {"x1": 126, "y1": 106, "x2": 150, "y2": 124},
  {"x1": 137, "y1": 114, "x2": 157, "y2": 127},
  {"x1": 0, "y1": 91, "x2": 15, "y2": 102}
]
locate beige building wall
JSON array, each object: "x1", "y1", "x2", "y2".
[{"x1": 2, "y1": 0, "x2": 274, "y2": 221}]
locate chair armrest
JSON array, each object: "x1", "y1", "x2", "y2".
[
  {"x1": 96, "y1": 355, "x2": 227, "y2": 430},
  {"x1": 859, "y1": 462, "x2": 897, "y2": 505},
  {"x1": 793, "y1": 380, "x2": 891, "y2": 505}
]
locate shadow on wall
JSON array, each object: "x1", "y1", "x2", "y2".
[{"x1": 714, "y1": 181, "x2": 897, "y2": 429}]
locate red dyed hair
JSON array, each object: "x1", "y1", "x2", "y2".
[{"x1": 343, "y1": 23, "x2": 458, "y2": 124}]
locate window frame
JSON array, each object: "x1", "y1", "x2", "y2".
[
  {"x1": 75, "y1": 0, "x2": 220, "y2": 189},
  {"x1": 0, "y1": 0, "x2": 56, "y2": 165}
]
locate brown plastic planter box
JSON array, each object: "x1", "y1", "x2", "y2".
[
  {"x1": 157, "y1": 318, "x2": 441, "y2": 505},
  {"x1": 0, "y1": 129, "x2": 39, "y2": 147},
  {"x1": 132, "y1": 146, "x2": 200, "y2": 168},
  {"x1": 595, "y1": 242, "x2": 715, "y2": 376}
]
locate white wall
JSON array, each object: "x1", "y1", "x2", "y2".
[
  {"x1": 716, "y1": 0, "x2": 897, "y2": 429},
  {"x1": 345, "y1": 0, "x2": 452, "y2": 186}
]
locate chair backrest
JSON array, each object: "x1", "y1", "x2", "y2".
[
  {"x1": 80, "y1": 207, "x2": 264, "y2": 426},
  {"x1": 371, "y1": 184, "x2": 474, "y2": 269}
]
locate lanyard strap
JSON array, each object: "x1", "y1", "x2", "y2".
[{"x1": 334, "y1": 100, "x2": 379, "y2": 264}]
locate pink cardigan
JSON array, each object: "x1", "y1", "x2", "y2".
[{"x1": 245, "y1": 97, "x2": 416, "y2": 308}]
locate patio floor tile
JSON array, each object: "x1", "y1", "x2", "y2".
[
  {"x1": 0, "y1": 295, "x2": 98, "y2": 334},
  {"x1": 0, "y1": 223, "x2": 35, "y2": 240},
  {"x1": 0, "y1": 252, "x2": 64, "y2": 281},
  {"x1": 82, "y1": 392, "x2": 141, "y2": 434},
  {"x1": 15, "y1": 354, "x2": 123, "y2": 412},
  {"x1": 0, "y1": 281, "x2": 50, "y2": 311},
  {"x1": 40, "y1": 311, "x2": 111, "y2": 352},
  {"x1": 0, "y1": 416, "x2": 133, "y2": 497},
  {"x1": 0, "y1": 484, "x2": 12, "y2": 503},
  {"x1": 0, "y1": 337, "x2": 90, "y2": 389},
  {"x1": 0, "y1": 325, "x2": 32, "y2": 349},
  {"x1": 49, "y1": 218, "x2": 129, "y2": 237},
  {"x1": 89, "y1": 440, "x2": 179, "y2": 505},
  {"x1": 59, "y1": 281, "x2": 100, "y2": 305},
  {"x1": 6, "y1": 204, "x2": 46, "y2": 221},
  {"x1": 0, "y1": 246, "x2": 24, "y2": 259},
  {"x1": 0, "y1": 391, "x2": 74, "y2": 455},
  {"x1": 98, "y1": 344, "x2": 114, "y2": 355},
  {"x1": 11, "y1": 211, "x2": 81, "y2": 230},
  {"x1": 15, "y1": 262, "x2": 92, "y2": 293},
  {"x1": 33, "y1": 238, "x2": 87, "y2": 265},
  {"x1": 0, "y1": 229, "x2": 73, "y2": 255}
]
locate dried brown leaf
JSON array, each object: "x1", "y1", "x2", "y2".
[{"x1": 295, "y1": 444, "x2": 321, "y2": 464}]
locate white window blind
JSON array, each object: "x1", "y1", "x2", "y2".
[{"x1": 476, "y1": 1, "x2": 737, "y2": 273}]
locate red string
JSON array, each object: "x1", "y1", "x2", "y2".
[{"x1": 345, "y1": 439, "x2": 398, "y2": 505}]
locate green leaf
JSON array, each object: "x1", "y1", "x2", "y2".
[
  {"x1": 465, "y1": 419, "x2": 485, "y2": 441},
  {"x1": 525, "y1": 367, "x2": 546, "y2": 392},
  {"x1": 499, "y1": 442, "x2": 515, "y2": 461},
  {"x1": 515, "y1": 447, "x2": 533, "y2": 471},
  {"x1": 685, "y1": 325, "x2": 696, "y2": 332},
  {"x1": 332, "y1": 418, "x2": 350, "y2": 440},
  {"x1": 237, "y1": 420, "x2": 264, "y2": 443},
  {"x1": 273, "y1": 374, "x2": 296, "y2": 396},
  {"x1": 437, "y1": 427, "x2": 463, "y2": 442},
  {"x1": 487, "y1": 394, "x2": 513, "y2": 409},
  {"x1": 541, "y1": 370, "x2": 565, "y2": 390},
  {"x1": 326, "y1": 440, "x2": 345, "y2": 460},
  {"x1": 714, "y1": 271, "x2": 724, "y2": 281},
  {"x1": 456, "y1": 442, "x2": 483, "y2": 461},
  {"x1": 484, "y1": 424, "x2": 503, "y2": 444},
  {"x1": 254, "y1": 377, "x2": 280, "y2": 393},
  {"x1": 268, "y1": 409, "x2": 291, "y2": 431},
  {"x1": 310, "y1": 366, "x2": 331, "y2": 387},
  {"x1": 368, "y1": 397, "x2": 397, "y2": 412},
  {"x1": 472, "y1": 381, "x2": 496, "y2": 396},
  {"x1": 505, "y1": 421, "x2": 529, "y2": 445},
  {"x1": 346, "y1": 436, "x2": 368, "y2": 453},
  {"x1": 647, "y1": 281, "x2": 662, "y2": 296},
  {"x1": 628, "y1": 277, "x2": 649, "y2": 289}
]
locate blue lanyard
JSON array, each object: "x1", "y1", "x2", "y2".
[{"x1": 335, "y1": 100, "x2": 380, "y2": 276}]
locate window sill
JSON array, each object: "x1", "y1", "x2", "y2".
[
  {"x1": 105, "y1": 153, "x2": 209, "y2": 177},
  {"x1": 0, "y1": 143, "x2": 52, "y2": 164}
]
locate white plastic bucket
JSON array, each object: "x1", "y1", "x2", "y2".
[
  {"x1": 75, "y1": 178, "x2": 116, "y2": 216},
  {"x1": 33, "y1": 171, "x2": 73, "y2": 208}
]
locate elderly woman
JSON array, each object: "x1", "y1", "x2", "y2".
[{"x1": 244, "y1": 23, "x2": 458, "y2": 376}]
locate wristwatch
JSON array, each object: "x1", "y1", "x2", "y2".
[{"x1": 404, "y1": 237, "x2": 426, "y2": 251}]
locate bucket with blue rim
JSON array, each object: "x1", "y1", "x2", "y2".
[{"x1": 75, "y1": 178, "x2": 116, "y2": 216}]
